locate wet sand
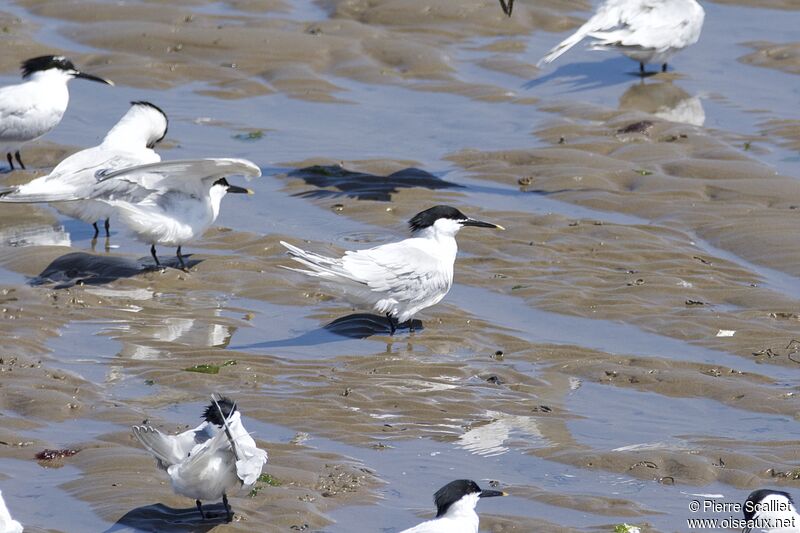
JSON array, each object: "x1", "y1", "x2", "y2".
[{"x1": 0, "y1": 0, "x2": 799, "y2": 532}]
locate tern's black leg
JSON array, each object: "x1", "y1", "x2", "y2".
[
  {"x1": 176, "y1": 246, "x2": 187, "y2": 271},
  {"x1": 150, "y1": 244, "x2": 161, "y2": 268},
  {"x1": 639, "y1": 62, "x2": 645, "y2": 75},
  {"x1": 196, "y1": 499, "x2": 206, "y2": 520},
  {"x1": 104, "y1": 218, "x2": 110, "y2": 237},
  {"x1": 6, "y1": 153, "x2": 13, "y2": 170},
  {"x1": 222, "y1": 493, "x2": 232, "y2": 522},
  {"x1": 386, "y1": 313, "x2": 396, "y2": 335},
  {"x1": 14, "y1": 151, "x2": 24, "y2": 170},
  {"x1": 92, "y1": 222, "x2": 100, "y2": 239},
  {"x1": 661, "y1": 63, "x2": 668, "y2": 73}
]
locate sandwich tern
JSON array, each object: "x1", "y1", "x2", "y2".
[
  {"x1": 132, "y1": 396, "x2": 268, "y2": 521},
  {"x1": 743, "y1": 489, "x2": 799, "y2": 533},
  {"x1": 400, "y1": 479, "x2": 506, "y2": 533},
  {"x1": 536, "y1": 0, "x2": 705, "y2": 73},
  {"x1": 0, "y1": 490, "x2": 22, "y2": 533},
  {"x1": 0, "y1": 55, "x2": 113, "y2": 170},
  {"x1": 0, "y1": 101, "x2": 168, "y2": 238},
  {"x1": 280, "y1": 205, "x2": 504, "y2": 334},
  {"x1": 85, "y1": 157, "x2": 258, "y2": 270}
]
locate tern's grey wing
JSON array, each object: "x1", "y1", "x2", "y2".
[
  {"x1": 0, "y1": 149, "x2": 155, "y2": 203},
  {"x1": 96, "y1": 158, "x2": 261, "y2": 193},
  {"x1": 131, "y1": 425, "x2": 209, "y2": 468},
  {"x1": 342, "y1": 242, "x2": 450, "y2": 303},
  {"x1": 587, "y1": 0, "x2": 704, "y2": 51}
]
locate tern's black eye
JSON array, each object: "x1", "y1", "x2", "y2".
[{"x1": 213, "y1": 177, "x2": 230, "y2": 187}]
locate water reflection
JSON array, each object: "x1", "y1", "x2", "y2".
[
  {"x1": 457, "y1": 411, "x2": 544, "y2": 457},
  {"x1": 119, "y1": 317, "x2": 234, "y2": 360},
  {"x1": 619, "y1": 80, "x2": 705, "y2": 126},
  {"x1": 0, "y1": 223, "x2": 70, "y2": 248}
]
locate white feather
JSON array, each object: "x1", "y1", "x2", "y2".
[
  {"x1": 96, "y1": 158, "x2": 260, "y2": 248},
  {"x1": 0, "y1": 490, "x2": 22, "y2": 533},
  {"x1": 538, "y1": 0, "x2": 705, "y2": 67}
]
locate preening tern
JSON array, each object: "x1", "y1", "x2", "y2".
[
  {"x1": 280, "y1": 205, "x2": 504, "y2": 334},
  {"x1": 0, "y1": 55, "x2": 113, "y2": 170},
  {"x1": 132, "y1": 396, "x2": 268, "y2": 521},
  {"x1": 743, "y1": 489, "x2": 799, "y2": 533},
  {"x1": 537, "y1": 0, "x2": 705, "y2": 73},
  {"x1": 0, "y1": 490, "x2": 22, "y2": 533},
  {"x1": 400, "y1": 479, "x2": 506, "y2": 533},
  {"x1": 0, "y1": 101, "x2": 168, "y2": 238}
]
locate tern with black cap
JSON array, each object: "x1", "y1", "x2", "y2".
[
  {"x1": 0, "y1": 101, "x2": 168, "y2": 240},
  {"x1": 743, "y1": 489, "x2": 799, "y2": 533},
  {"x1": 280, "y1": 205, "x2": 505, "y2": 334},
  {"x1": 0, "y1": 55, "x2": 113, "y2": 170},
  {"x1": 132, "y1": 395, "x2": 268, "y2": 522},
  {"x1": 83, "y1": 157, "x2": 258, "y2": 270},
  {"x1": 400, "y1": 479, "x2": 507, "y2": 533}
]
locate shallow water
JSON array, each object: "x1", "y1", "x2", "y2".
[{"x1": 0, "y1": 0, "x2": 799, "y2": 532}]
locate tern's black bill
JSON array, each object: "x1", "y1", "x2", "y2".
[
  {"x1": 462, "y1": 218, "x2": 505, "y2": 230},
  {"x1": 479, "y1": 489, "x2": 507, "y2": 498},
  {"x1": 226, "y1": 184, "x2": 253, "y2": 194},
  {"x1": 74, "y1": 71, "x2": 114, "y2": 85}
]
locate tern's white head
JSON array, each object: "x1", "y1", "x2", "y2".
[
  {"x1": 20, "y1": 55, "x2": 114, "y2": 86},
  {"x1": 408, "y1": 205, "x2": 505, "y2": 239},
  {"x1": 433, "y1": 479, "x2": 506, "y2": 519},
  {"x1": 103, "y1": 101, "x2": 169, "y2": 149},
  {"x1": 744, "y1": 489, "x2": 799, "y2": 533}
]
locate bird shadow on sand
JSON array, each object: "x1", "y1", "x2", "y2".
[
  {"x1": 287, "y1": 165, "x2": 463, "y2": 202},
  {"x1": 28, "y1": 251, "x2": 202, "y2": 288},
  {"x1": 104, "y1": 502, "x2": 229, "y2": 533},
  {"x1": 524, "y1": 57, "x2": 656, "y2": 92},
  {"x1": 232, "y1": 313, "x2": 423, "y2": 350}
]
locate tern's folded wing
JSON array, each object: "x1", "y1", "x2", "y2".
[
  {"x1": 587, "y1": 0, "x2": 704, "y2": 51},
  {"x1": 342, "y1": 243, "x2": 450, "y2": 302},
  {"x1": 96, "y1": 158, "x2": 261, "y2": 192}
]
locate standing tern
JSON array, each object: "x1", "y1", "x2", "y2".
[
  {"x1": 0, "y1": 101, "x2": 168, "y2": 238},
  {"x1": 0, "y1": 55, "x2": 113, "y2": 170},
  {"x1": 72, "y1": 157, "x2": 258, "y2": 270},
  {"x1": 400, "y1": 479, "x2": 506, "y2": 533},
  {"x1": 0, "y1": 490, "x2": 22, "y2": 533},
  {"x1": 536, "y1": 0, "x2": 705, "y2": 73},
  {"x1": 280, "y1": 205, "x2": 504, "y2": 334},
  {"x1": 132, "y1": 396, "x2": 268, "y2": 522},
  {"x1": 743, "y1": 489, "x2": 799, "y2": 533}
]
